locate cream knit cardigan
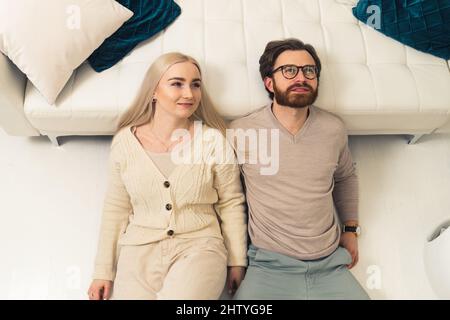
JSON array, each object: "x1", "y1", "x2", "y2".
[{"x1": 93, "y1": 124, "x2": 248, "y2": 281}]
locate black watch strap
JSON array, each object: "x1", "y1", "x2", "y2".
[{"x1": 343, "y1": 225, "x2": 358, "y2": 232}]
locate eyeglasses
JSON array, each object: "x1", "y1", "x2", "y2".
[{"x1": 270, "y1": 64, "x2": 318, "y2": 80}]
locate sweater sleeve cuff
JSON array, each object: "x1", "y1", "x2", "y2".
[
  {"x1": 227, "y1": 255, "x2": 248, "y2": 268},
  {"x1": 338, "y1": 211, "x2": 359, "y2": 223},
  {"x1": 226, "y1": 242, "x2": 248, "y2": 267},
  {"x1": 92, "y1": 265, "x2": 116, "y2": 281}
]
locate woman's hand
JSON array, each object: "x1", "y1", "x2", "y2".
[
  {"x1": 227, "y1": 266, "x2": 246, "y2": 296},
  {"x1": 88, "y1": 279, "x2": 113, "y2": 300}
]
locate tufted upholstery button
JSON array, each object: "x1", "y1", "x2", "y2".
[
  {"x1": 166, "y1": 203, "x2": 172, "y2": 211},
  {"x1": 163, "y1": 181, "x2": 170, "y2": 188},
  {"x1": 167, "y1": 229, "x2": 174, "y2": 236}
]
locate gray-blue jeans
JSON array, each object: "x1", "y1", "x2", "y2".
[{"x1": 234, "y1": 244, "x2": 370, "y2": 300}]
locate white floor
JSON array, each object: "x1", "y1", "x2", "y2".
[{"x1": 0, "y1": 129, "x2": 449, "y2": 300}]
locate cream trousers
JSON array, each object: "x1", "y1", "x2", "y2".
[{"x1": 112, "y1": 236, "x2": 228, "y2": 300}]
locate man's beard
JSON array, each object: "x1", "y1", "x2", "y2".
[{"x1": 273, "y1": 80, "x2": 318, "y2": 109}]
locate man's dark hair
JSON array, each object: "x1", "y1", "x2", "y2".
[{"x1": 259, "y1": 38, "x2": 322, "y2": 99}]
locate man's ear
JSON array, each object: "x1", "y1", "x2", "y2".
[{"x1": 264, "y1": 77, "x2": 274, "y2": 94}]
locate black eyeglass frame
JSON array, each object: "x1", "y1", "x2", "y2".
[{"x1": 270, "y1": 64, "x2": 319, "y2": 80}]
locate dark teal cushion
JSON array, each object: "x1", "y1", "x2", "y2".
[
  {"x1": 353, "y1": 0, "x2": 450, "y2": 60},
  {"x1": 88, "y1": 0, "x2": 181, "y2": 72}
]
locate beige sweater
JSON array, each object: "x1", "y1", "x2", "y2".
[
  {"x1": 93, "y1": 124, "x2": 248, "y2": 281},
  {"x1": 229, "y1": 104, "x2": 358, "y2": 260}
]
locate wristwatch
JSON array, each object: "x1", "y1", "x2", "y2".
[{"x1": 342, "y1": 224, "x2": 361, "y2": 237}]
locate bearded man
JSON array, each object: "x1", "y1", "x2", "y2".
[{"x1": 229, "y1": 39, "x2": 370, "y2": 300}]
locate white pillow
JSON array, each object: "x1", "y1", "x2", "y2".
[{"x1": 0, "y1": 0, "x2": 133, "y2": 104}]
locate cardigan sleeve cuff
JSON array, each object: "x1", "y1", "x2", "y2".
[
  {"x1": 227, "y1": 256, "x2": 248, "y2": 268},
  {"x1": 92, "y1": 265, "x2": 116, "y2": 281}
]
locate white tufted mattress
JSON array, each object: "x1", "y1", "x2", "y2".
[{"x1": 23, "y1": 0, "x2": 450, "y2": 136}]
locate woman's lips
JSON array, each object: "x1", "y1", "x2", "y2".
[{"x1": 177, "y1": 103, "x2": 193, "y2": 108}]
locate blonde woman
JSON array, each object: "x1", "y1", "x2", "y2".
[{"x1": 87, "y1": 52, "x2": 247, "y2": 300}]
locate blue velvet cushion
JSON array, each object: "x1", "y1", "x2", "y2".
[
  {"x1": 353, "y1": 0, "x2": 450, "y2": 60},
  {"x1": 88, "y1": 0, "x2": 181, "y2": 72}
]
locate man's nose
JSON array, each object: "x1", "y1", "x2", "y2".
[{"x1": 292, "y1": 69, "x2": 307, "y2": 83}]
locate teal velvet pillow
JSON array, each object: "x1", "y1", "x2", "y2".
[
  {"x1": 353, "y1": 0, "x2": 450, "y2": 60},
  {"x1": 88, "y1": 0, "x2": 181, "y2": 72}
]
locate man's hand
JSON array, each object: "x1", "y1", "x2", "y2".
[
  {"x1": 227, "y1": 266, "x2": 246, "y2": 296},
  {"x1": 339, "y1": 232, "x2": 359, "y2": 269}
]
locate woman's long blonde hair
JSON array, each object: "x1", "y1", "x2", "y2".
[{"x1": 117, "y1": 52, "x2": 227, "y2": 135}]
